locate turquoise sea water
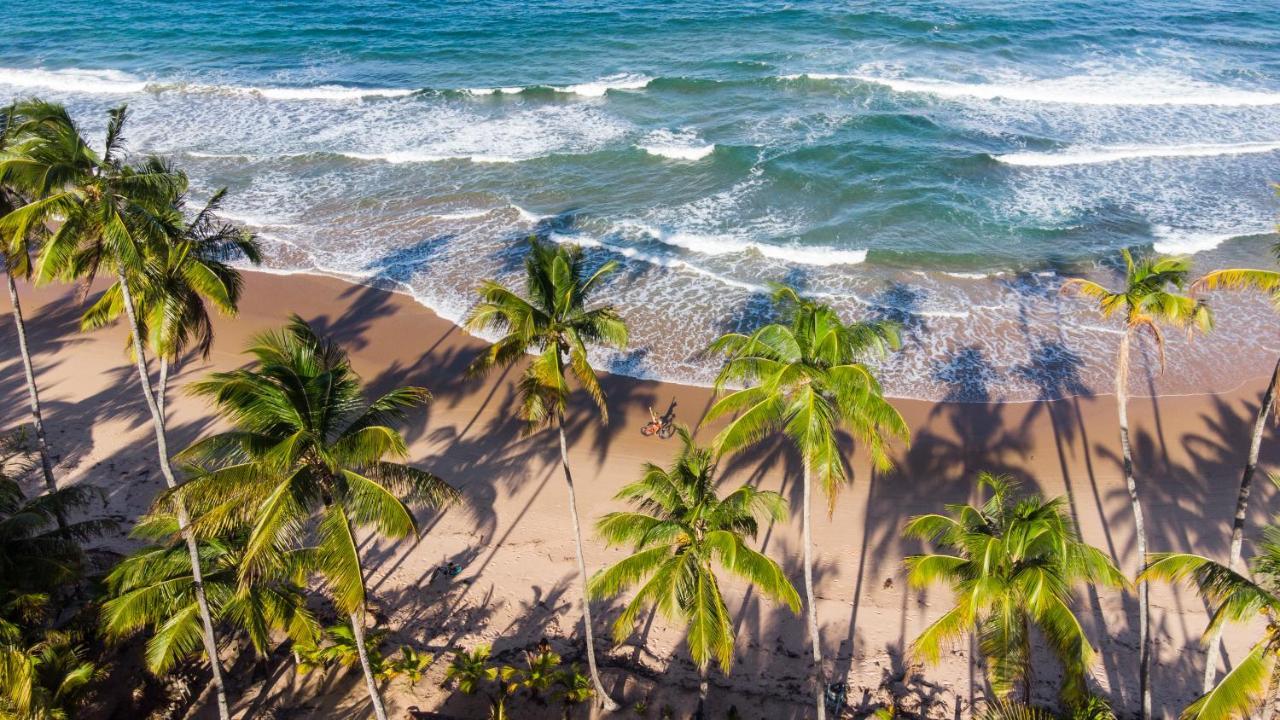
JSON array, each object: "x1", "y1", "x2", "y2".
[{"x1": 3, "y1": 1, "x2": 1279, "y2": 399}]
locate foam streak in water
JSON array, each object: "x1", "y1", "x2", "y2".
[
  {"x1": 997, "y1": 141, "x2": 1280, "y2": 167},
  {"x1": 850, "y1": 72, "x2": 1280, "y2": 106}
]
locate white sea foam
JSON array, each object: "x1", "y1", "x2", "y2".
[
  {"x1": 638, "y1": 129, "x2": 715, "y2": 161},
  {"x1": 432, "y1": 209, "x2": 495, "y2": 220},
  {"x1": 1151, "y1": 226, "x2": 1258, "y2": 254},
  {"x1": 547, "y1": 233, "x2": 772, "y2": 293},
  {"x1": 0, "y1": 67, "x2": 150, "y2": 94},
  {"x1": 0, "y1": 66, "x2": 413, "y2": 101},
  {"x1": 513, "y1": 205, "x2": 550, "y2": 224},
  {"x1": 626, "y1": 223, "x2": 868, "y2": 266},
  {"x1": 553, "y1": 73, "x2": 652, "y2": 97},
  {"x1": 466, "y1": 86, "x2": 528, "y2": 95},
  {"x1": 997, "y1": 141, "x2": 1280, "y2": 167},
  {"x1": 850, "y1": 72, "x2": 1280, "y2": 107}
]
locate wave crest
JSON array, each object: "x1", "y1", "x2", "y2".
[{"x1": 997, "y1": 141, "x2": 1280, "y2": 167}]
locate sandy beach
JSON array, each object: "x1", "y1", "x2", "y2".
[{"x1": 2, "y1": 269, "x2": 1275, "y2": 719}]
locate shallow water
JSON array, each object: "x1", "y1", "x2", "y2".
[{"x1": 3, "y1": 0, "x2": 1278, "y2": 400}]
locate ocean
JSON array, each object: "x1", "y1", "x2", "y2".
[{"x1": 3, "y1": 0, "x2": 1278, "y2": 401}]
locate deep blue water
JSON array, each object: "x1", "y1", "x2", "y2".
[{"x1": 3, "y1": 1, "x2": 1278, "y2": 399}]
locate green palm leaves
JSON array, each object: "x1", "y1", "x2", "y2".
[
  {"x1": 1142, "y1": 523, "x2": 1280, "y2": 720},
  {"x1": 905, "y1": 473, "x2": 1124, "y2": 707},
  {"x1": 465, "y1": 237, "x2": 627, "y2": 430},
  {"x1": 101, "y1": 514, "x2": 319, "y2": 676},
  {"x1": 176, "y1": 316, "x2": 457, "y2": 612},
  {"x1": 589, "y1": 428, "x2": 800, "y2": 674},
  {"x1": 1062, "y1": 249, "x2": 1212, "y2": 369},
  {"x1": 173, "y1": 317, "x2": 457, "y2": 720},
  {"x1": 80, "y1": 184, "x2": 261, "y2": 365},
  {"x1": 706, "y1": 284, "x2": 908, "y2": 507}
]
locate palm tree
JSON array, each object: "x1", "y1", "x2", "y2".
[
  {"x1": 444, "y1": 645, "x2": 510, "y2": 720},
  {"x1": 0, "y1": 101, "x2": 239, "y2": 719},
  {"x1": 1141, "y1": 521, "x2": 1280, "y2": 720},
  {"x1": 79, "y1": 181, "x2": 261, "y2": 415},
  {"x1": 904, "y1": 472, "x2": 1125, "y2": 707},
  {"x1": 173, "y1": 317, "x2": 458, "y2": 720},
  {"x1": 1192, "y1": 241, "x2": 1280, "y2": 692},
  {"x1": 704, "y1": 284, "x2": 908, "y2": 720},
  {"x1": 0, "y1": 103, "x2": 60, "y2": 500},
  {"x1": 588, "y1": 427, "x2": 801, "y2": 712},
  {"x1": 0, "y1": 428, "x2": 111, "y2": 597},
  {"x1": 101, "y1": 512, "x2": 319, "y2": 677},
  {"x1": 1061, "y1": 249, "x2": 1212, "y2": 718},
  {"x1": 463, "y1": 237, "x2": 628, "y2": 709},
  {"x1": 0, "y1": 631, "x2": 102, "y2": 720}
]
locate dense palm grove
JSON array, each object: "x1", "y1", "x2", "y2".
[{"x1": 1, "y1": 96, "x2": 1279, "y2": 720}]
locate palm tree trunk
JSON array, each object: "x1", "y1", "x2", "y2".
[
  {"x1": 349, "y1": 611, "x2": 389, "y2": 720},
  {"x1": 116, "y1": 270, "x2": 231, "y2": 720},
  {"x1": 696, "y1": 664, "x2": 709, "y2": 720},
  {"x1": 802, "y1": 460, "x2": 827, "y2": 720},
  {"x1": 1263, "y1": 659, "x2": 1280, "y2": 720},
  {"x1": 1116, "y1": 331, "x2": 1151, "y2": 720},
  {"x1": 6, "y1": 272, "x2": 59, "y2": 500},
  {"x1": 555, "y1": 411, "x2": 619, "y2": 711},
  {"x1": 1202, "y1": 355, "x2": 1280, "y2": 692},
  {"x1": 158, "y1": 355, "x2": 169, "y2": 419}
]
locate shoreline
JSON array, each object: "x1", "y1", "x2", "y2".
[
  {"x1": 237, "y1": 265, "x2": 1280, "y2": 405},
  {"x1": 3, "y1": 268, "x2": 1276, "y2": 718}
]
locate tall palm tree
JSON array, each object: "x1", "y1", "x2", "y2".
[
  {"x1": 79, "y1": 181, "x2": 261, "y2": 415},
  {"x1": 904, "y1": 472, "x2": 1125, "y2": 707},
  {"x1": 0, "y1": 102, "x2": 58, "y2": 498},
  {"x1": 1192, "y1": 241, "x2": 1280, "y2": 691},
  {"x1": 1141, "y1": 521, "x2": 1280, "y2": 720},
  {"x1": 1061, "y1": 249, "x2": 1212, "y2": 718},
  {"x1": 0, "y1": 101, "x2": 239, "y2": 719},
  {"x1": 588, "y1": 428, "x2": 801, "y2": 713},
  {"x1": 463, "y1": 237, "x2": 628, "y2": 709},
  {"x1": 173, "y1": 317, "x2": 458, "y2": 720},
  {"x1": 704, "y1": 284, "x2": 908, "y2": 720},
  {"x1": 101, "y1": 513, "x2": 319, "y2": 677}
]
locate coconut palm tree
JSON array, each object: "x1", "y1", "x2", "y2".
[
  {"x1": 904, "y1": 472, "x2": 1125, "y2": 707},
  {"x1": 79, "y1": 181, "x2": 261, "y2": 415},
  {"x1": 1141, "y1": 521, "x2": 1280, "y2": 720},
  {"x1": 588, "y1": 427, "x2": 801, "y2": 712},
  {"x1": 0, "y1": 101, "x2": 238, "y2": 719},
  {"x1": 1192, "y1": 241, "x2": 1280, "y2": 691},
  {"x1": 1061, "y1": 249, "x2": 1212, "y2": 719},
  {"x1": 463, "y1": 237, "x2": 628, "y2": 709},
  {"x1": 704, "y1": 284, "x2": 908, "y2": 720},
  {"x1": 173, "y1": 317, "x2": 458, "y2": 720},
  {"x1": 0, "y1": 103, "x2": 58, "y2": 499},
  {"x1": 101, "y1": 512, "x2": 319, "y2": 677}
]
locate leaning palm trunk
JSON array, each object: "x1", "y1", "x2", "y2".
[
  {"x1": 350, "y1": 610, "x2": 389, "y2": 720},
  {"x1": 1116, "y1": 331, "x2": 1151, "y2": 720},
  {"x1": 555, "y1": 410, "x2": 618, "y2": 711},
  {"x1": 117, "y1": 270, "x2": 231, "y2": 720},
  {"x1": 802, "y1": 461, "x2": 826, "y2": 720},
  {"x1": 6, "y1": 272, "x2": 58, "y2": 498},
  {"x1": 1264, "y1": 661, "x2": 1280, "y2": 720},
  {"x1": 1202, "y1": 356, "x2": 1280, "y2": 692}
]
